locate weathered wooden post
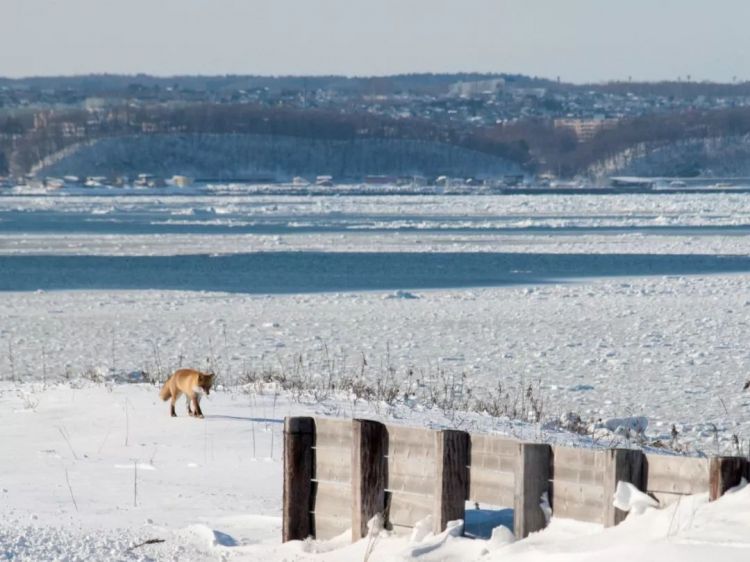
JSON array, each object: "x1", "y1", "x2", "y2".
[
  {"x1": 283, "y1": 416, "x2": 315, "y2": 541},
  {"x1": 603, "y1": 448, "x2": 645, "y2": 526},
  {"x1": 433, "y1": 429, "x2": 470, "y2": 534},
  {"x1": 709, "y1": 456, "x2": 749, "y2": 501},
  {"x1": 514, "y1": 443, "x2": 552, "y2": 539},
  {"x1": 351, "y1": 419, "x2": 387, "y2": 541}
]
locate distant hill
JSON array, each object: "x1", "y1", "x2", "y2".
[
  {"x1": 32, "y1": 134, "x2": 522, "y2": 180},
  {"x1": 0, "y1": 72, "x2": 556, "y2": 96},
  {"x1": 7, "y1": 103, "x2": 531, "y2": 178}
]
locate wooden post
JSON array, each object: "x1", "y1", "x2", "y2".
[
  {"x1": 351, "y1": 419, "x2": 387, "y2": 541},
  {"x1": 709, "y1": 456, "x2": 749, "y2": 501},
  {"x1": 433, "y1": 429, "x2": 470, "y2": 534},
  {"x1": 514, "y1": 443, "x2": 552, "y2": 539},
  {"x1": 603, "y1": 448, "x2": 645, "y2": 526},
  {"x1": 282, "y1": 416, "x2": 314, "y2": 542}
]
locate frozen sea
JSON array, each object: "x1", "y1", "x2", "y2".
[
  {"x1": 1, "y1": 188, "x2": 750, "y2": 453},
  {"x1": 3, "y1": 190, "x2": 750, "y2": 292}
]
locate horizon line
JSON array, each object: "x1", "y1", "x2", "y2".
[{"x1": 1, "y1": 71, "x2": 747, "y2": 87}]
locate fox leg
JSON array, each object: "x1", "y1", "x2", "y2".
[
  {"x1": 185, "y1": 394, "x2": 194, "y2": 416},
  {"x1": 193, "y1": 395, "x2": 204, "y2": 418},
  {"x1": 170, "y1": 389, "x2": 183, "y2": 417}
]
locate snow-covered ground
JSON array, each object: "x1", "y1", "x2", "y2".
[
  {"x1": 1, "y1": 382, "x2": 749, "y2": 561},
  {"x1": 2, "y1": 191, "x2": 750, "y2": 560}
]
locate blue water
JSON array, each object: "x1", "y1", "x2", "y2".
[{"x1": 2, "y1": 252, "x2": 749, "y2": 294}]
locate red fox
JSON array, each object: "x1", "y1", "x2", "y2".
[{"x1": 159, "y1": 369, "x2": 215, "y2": 418}]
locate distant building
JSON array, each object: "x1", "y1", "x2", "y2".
[
  {"x1": 83, "y1": 97, "x2": 113, "y2": 112},
  {"x1": 448, "y1": 78, "x2": 505, "y2": 98},
  {"x1": 610, "y1": 176, "x2": 655, "y2": 188},
  {"x1": 33, "y1": 111, "x2": 50, "y2": 130},
  {"x1": 553, "y1": 117, "x2": 619, "y2": 142},
  {"x1": 61, "y1": 122, "x2": 86, "y2": 139},
  {"x1": 364, "y1": 175, "x2": 397, "y2": 185},
  {"x1": 510, "y1": 87, "x2": 547, "y2": 99},
  {"x1": 170, "y1": 175, "x2": 193, "y2": 187},
  {"x1": 315, "y1": 175, "x2": 334, "y2": 187}
]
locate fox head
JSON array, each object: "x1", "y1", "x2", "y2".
[{"x1": 199, "y1": 372, "x2": 215, "y2": 395}]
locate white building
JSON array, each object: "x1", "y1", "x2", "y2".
[
  {"x1": 448, "y1": 78, "x2": 505, "y2": 98},
  {"x1": 553, "y1": 117, "x2": 619, "y2": 142}
]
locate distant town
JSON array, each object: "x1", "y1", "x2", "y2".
[{"x1": 4, "y1": 73, "x2": 750, "y2": 187}]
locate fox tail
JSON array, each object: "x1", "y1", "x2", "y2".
[{"x1": 159, "y1": 380, "x2": 171, "y2": 401}]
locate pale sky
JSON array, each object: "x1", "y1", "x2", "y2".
[{"x1": 2, "y1": 0, "x2": 749, "y2": 83}]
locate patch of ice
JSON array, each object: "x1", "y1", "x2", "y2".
[
  {"x1": 114, "y1": 463, "x2": 156, "y2": 471},
  {"x1": 613, "y1": 481, "x2": 659, "y2": 514},
  {"x1": 409, "y1": 515, "x2": 433, "y2": 543},
  {"x1": 486, "y1": 524, "x2": 515, "y2": 551},
  {"x1": 597, "y1": 416, "x2": 649, "y2": 434},
  {"x1": 386, "y1": 290, "x2": 420, "y2": 300},
  {"x1": 540, "y1": 491, "x2": 552, "y2": 524}
]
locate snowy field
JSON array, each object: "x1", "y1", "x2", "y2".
[
  {"x1": 2, "y1": 190, "x2": 750, "y2": 560},
  {"x1": 1, "y1": 383, "x2": 749, "y2": 561}
]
